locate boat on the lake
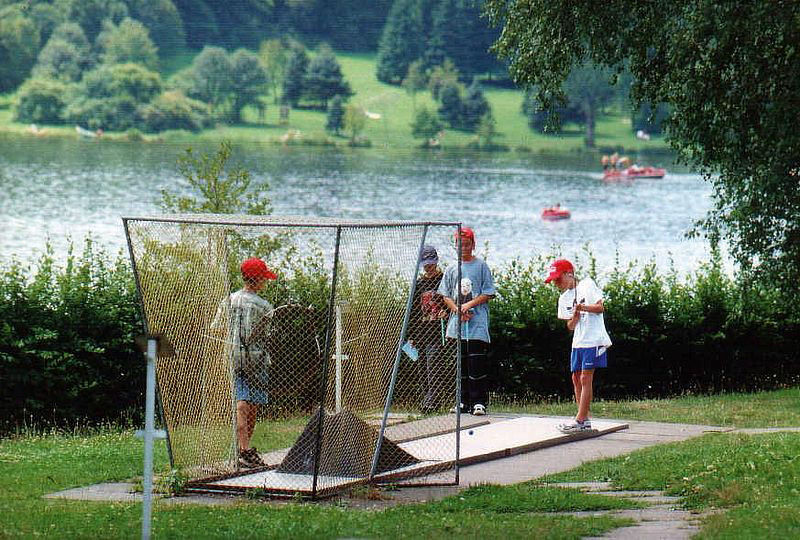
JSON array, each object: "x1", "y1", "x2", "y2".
[
  {"x1": 603, "y1": 165, "x2": 666, "y2": 180},
  {"x1": 75, "y1": 125, "x2": 103, "y2": 138},
  {"x1": 541, "y1": 205, "x2": 571, "y2": 221}
]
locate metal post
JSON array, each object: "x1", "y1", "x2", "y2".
[
  {"x1": 335, "y1": 305, "x2": 343, "y2": 413},
  {"x1": 370, "y1": 225, "x2": 429, "y2": 479},
  {"x1": 142, "y1": 337, "x2": 157, "y2": 540},
  {"x1": 134, "y1": 336, "x2": 169, "y2": 540},
  {"x1": 312, "y1": 226, "x2": 342, "y2": 498},
  {"x1": 124, "y1": 219, "x2": 173, "y2": 468},
  {"x1": 455, "y1": 226, "x2": 462, "y2": 485}
]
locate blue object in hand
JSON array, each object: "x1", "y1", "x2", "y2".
[{"x1": 401, "y1": 341, "x2": 419, "y2": 361}]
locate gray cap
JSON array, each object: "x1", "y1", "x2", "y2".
[{"x1": 420, "y1": 245, "x2": 439, "y2": 265}]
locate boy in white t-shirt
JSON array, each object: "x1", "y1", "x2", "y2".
[{"x1": 545, "y1": 259, "x2": 612, "y2": 433}]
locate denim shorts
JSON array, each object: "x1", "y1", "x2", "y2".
[
  {"x1": 235, "y1": 372, "x2": 268, "y2": 404},
  {"x1": 570, "y1": 346, "x2": 608, "y2": 373}
]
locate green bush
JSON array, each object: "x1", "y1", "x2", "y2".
[
  {"x1": 65, "y1": 95, "x2": 139, "y2": 131},
  {"x1": 13, "y1": 77, "x2": 72, "y2": 124},
  {"x1": 64, "y1": 63, "x2": 163, "y2": 131},
  {"x1": 491, "y1": 251, "x2": 800, "y2": 400},
  {"x1": 137, "y1": 90, "x2": 211, "y2": 133},
  {"x1": 3, "y1": 241, "x2": 798, "y2": 430},
  {"x1": 0, "y1": 240, "x2": 143, "y2": 433}
]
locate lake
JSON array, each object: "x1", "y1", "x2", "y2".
[{"x1": 0, "y1": 136, "x2": 715, "y2": 274}]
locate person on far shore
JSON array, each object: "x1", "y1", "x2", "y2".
[{"x1": 545, "y1": 259, "x2": 611, "y2": 433}]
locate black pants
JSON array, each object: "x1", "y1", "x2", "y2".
[{"x1": 458, "y1": 339, "x2": 489, "y2": 410}]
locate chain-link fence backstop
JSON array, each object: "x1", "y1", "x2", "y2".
[{"x1": 123, "y1": 215, "x2": 465, "y2": 498}]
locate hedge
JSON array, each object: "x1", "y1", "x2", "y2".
[{"x1": 2, "y1": 243, "x2": 798, "y2": 432}]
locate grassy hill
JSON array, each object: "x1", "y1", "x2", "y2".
[{"x1": 0, "y1": 49, "x2": 669, "y2": 154}]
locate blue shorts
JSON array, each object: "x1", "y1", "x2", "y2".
[
  {"x1": 235, "y1": 372, "x2": 268, "y2": 404},
  {"x1": 570, "y1": 346, "x2": 608, "y2": 373}
]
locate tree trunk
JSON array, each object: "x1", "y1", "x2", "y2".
[{"x1": 584, "y1": 101, "x2": 595, "y2": 148}]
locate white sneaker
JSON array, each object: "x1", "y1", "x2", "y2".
[
  {"x1": 557, "y1": 420, "x2": 593, "y2": 433},
  {"x1": 472, "y1": 404, "x2": 486, "y2": 416},
  {"x1": 449, "y1": 403, "x2": 464, "y2": 414}
]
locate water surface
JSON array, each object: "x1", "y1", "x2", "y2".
[{"x1": 0, "y1": 137, "x2": 712, "y2": 273}]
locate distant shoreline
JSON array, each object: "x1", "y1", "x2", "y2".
[{"x1": 0, "y1": 122, "x2": 674, "y2": 157}]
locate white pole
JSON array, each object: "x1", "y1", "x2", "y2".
[
  {"x1": 142, "y1": 338, "x2": 157, "y2": 540},
  {"x1": 335, "y1": 305, "x2": 342, "y2": 413}
]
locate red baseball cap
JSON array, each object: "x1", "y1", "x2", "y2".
[
  {"x1": 544, "y1": 259, "x2": 574, "y2": 283},
  {"x1": 454, "y1": 227, "x2": 475, "y2": 243},
  {"x1": 240, "y1": 258, "x2": 277, "y2": 280}
]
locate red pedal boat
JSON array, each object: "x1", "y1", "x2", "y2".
[
  {"x1": 603, "y1": 166, "x2": 666, "y2": 180},
  {"x1": 541, "y1": 205, "x2": 571, "y2": 221}
]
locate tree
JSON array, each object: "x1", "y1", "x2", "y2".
[
  {"x1": 33, "y1": 40, "x2": 87, "y2": 83},
  {"x1": 429, "y1": 0, "x2": 499, "y2": 80},
  {"x1": 402, "y1": 59, "x2": 426, "y2": 112},
  {"x1": 410, "y1": 106, "x2": 443, "y2": 146},
  {"x1": 485, "y1": 0, "x2": 800, "y2": 295},
  {"x1": 375, "y1": 0, "x2": 423, "y2": 84},
  {"x1": 461, "y1": 78, "x2": 490, "y2": 132},
  {"x1": 14, "y1": 77, "x2": 72, "y2": 124},
  {"x1": 125, "y1": 0, "x2": 185, "y2": 54},
  {"x1": 60, "y1": 0, "x2": 128, "y2": 42},
  {"x1": 427, "y1": 59, "x2": 459, "y2": 100},
  {"x1": 96, "y1": 17, "x2": 159, "y2": 70},
  {"x1": 172, "y1": 0, "x2": 220, "y2": 49},
  {"x1": 228, "y1": 48, "x2": 268, "y2": 124},
  {"x1": 0, "y1": 9, "x2": 40, "y2": 92},
  {"x1": 281, "y1": 45, "x2": 308, "y2": 107},
  {"x1": 563, "y1": 63, "x2": 615, "y2": 147},
  {"x1": 50, "y1": 21, "x2": 92, "y2": 52},
  {"x1": 65, "y1": 62, "x2": 162, "y2": 130},
  {"x1": 326, "y1": 94, "x2": 345, "y2": 135},
  {"x1": 632, "y1": 102, "x2": 670, "y2": 136},
  {"x1": 80, "y1": 62, "x2": 162, "y2": 102},
  {"x1": 28, "y1": 2, "x2": 64, "y2": 45},
  {"x1": 476, "y1": 111, "x2": 499, "y2": 148},
  {"x1": 343, "y1": 104, "x2": 366, "y2": 144},
  {"x1": 259, "y1": 38, "x2": 288, "y2": 104},
  {"x1": 160, "y1": 140, "x2": 271, "y2": 216},
  {"x1": 303, "y1": 48, "x2": 353, "y2": 110},
  {"x1": 188, "y1": 46, "x2": 232, "y2": 114},
  {"x1": 33, "y1": 23, "x2": 93, "y2": 82},
  {"x1": 437, "y1": 81, "x2": 463, "y2": 129},
  {"x1": 137, "y1": 90, "x2": 211, "y2": 133},
  {"x1": 521, "y1": 88, "x2": 581, "y2": 134}
]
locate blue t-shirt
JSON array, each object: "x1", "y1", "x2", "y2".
[{"x1": 438, "y1": 258, "x2": 496, "y2": 342}]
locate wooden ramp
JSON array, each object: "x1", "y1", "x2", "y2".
[{"x1": 195, "y1": 416, "x2": 627, "y2": 496}]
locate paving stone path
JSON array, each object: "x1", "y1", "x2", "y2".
[{"x1": 547, "y1": 482, "x2": 712, "y2": 539}]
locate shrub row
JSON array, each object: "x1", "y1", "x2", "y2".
[
  {"x1": 491, "y1": 252, "x2": 800, "y2": 401},
  {"x1": 0, "y1": 242, "x2": 142, "y2": 433},
  {"x1": 2, "y1": 244, "x2": 798, "y2": 432}
]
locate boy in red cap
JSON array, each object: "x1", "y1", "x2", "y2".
[
  {"x1": 545, "y1": 259, "x2": 611, "y2": 433},
  {"x1": 211, "y1": 257, "x2": 277, "y2": 468},
  {"x1": 438, "y1": 227, "x2": 496, "y2": 416}
]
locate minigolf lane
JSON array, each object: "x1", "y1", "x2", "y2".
[{"x1": 400, "y1": 416, "x2": 629, "y2": 465}]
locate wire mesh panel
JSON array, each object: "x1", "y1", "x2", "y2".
[{"x1": 123, "y1": 215, "x2": 461, "y2": 497}]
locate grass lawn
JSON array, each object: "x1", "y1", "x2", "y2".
[
  {"x1": 498, "y1": 387, "x2": 800, "y2": 428},
  {"x1": 547, "y1": 431, "x2": 800, "y2": 538},
  {"x1": 1, "y1": 429, "x2": 631, "y2": 539},
  {"x1": 0, "y1": 49, "x2": 671, "y2": 155},
  {"x1": 3, "y1": 388, "x2": 800, "y2": 538}
]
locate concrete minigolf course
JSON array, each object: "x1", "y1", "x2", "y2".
[{"x1": 198, "y1": 413, "x2": 628, "y2": 495}]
